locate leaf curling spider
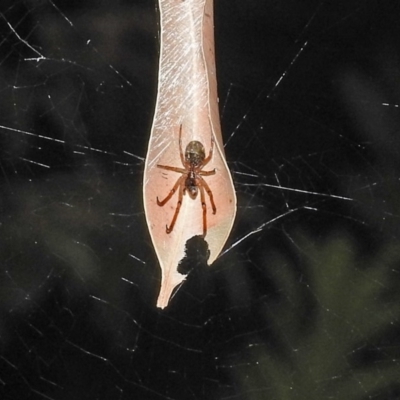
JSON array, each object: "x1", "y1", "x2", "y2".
[{"x1": 156, "y1": 124, "x2": 216, "y2": 237}]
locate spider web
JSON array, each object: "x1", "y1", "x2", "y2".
[{"x1": 1, "y1": 1, "x2": 400, "y2": 399}]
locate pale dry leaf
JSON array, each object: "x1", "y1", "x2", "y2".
[{"x1": 143, "y1": 0, "x2": 236, "y2": 308}]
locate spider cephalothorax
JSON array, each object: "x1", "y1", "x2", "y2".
[{"x1": 156, "y1": 124, "x2": 216, "y2": 237}]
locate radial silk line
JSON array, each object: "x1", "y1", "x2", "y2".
[{"x1": 143, "y1": 0, "x2": 236, "y2": 309}]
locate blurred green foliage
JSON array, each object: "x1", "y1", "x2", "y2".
[{"x1": 237, "y1": 232, "x2": 400, "y2": 399}]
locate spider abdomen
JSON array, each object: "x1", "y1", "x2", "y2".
[{"x1": 185, "y1": 141, "x2": 205, "y2": 166}]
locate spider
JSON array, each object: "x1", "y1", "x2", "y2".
[{"x1": 156, "y1": 124, "x2": 216, "y2": 237}]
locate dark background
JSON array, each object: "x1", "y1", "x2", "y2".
[{"x1": 1, "y1": 1, "x2": 400, "y2": 399}]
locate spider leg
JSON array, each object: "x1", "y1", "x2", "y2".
[
  {"x1": 178, "y1": 124, "x2": 185, "y2": 166},
  {"x1": 199, "y1": 184, "x2": 207, "y2": 237},
  {"x1": 157, "y1": 174, "x2": 185, "y2": 207},
  {"x1": 157, "y1": 164, "x2": 186, "y2": 174},
  {"x1": 165, "y1": 178, "x2": 185, "y2": 234},
  {"x1": 198, "y1": 176, "x2": 216, "y2": 214},
  {"x1": 199, "y1": 169, "x2": 216, "y2": 176},
  {"x1": 202, "y1": 131, "x2": 214, "y2": 166}
]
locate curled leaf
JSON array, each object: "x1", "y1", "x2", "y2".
[{"x1": 143, "y1": 0, "x2": 236, "y2": 308}]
